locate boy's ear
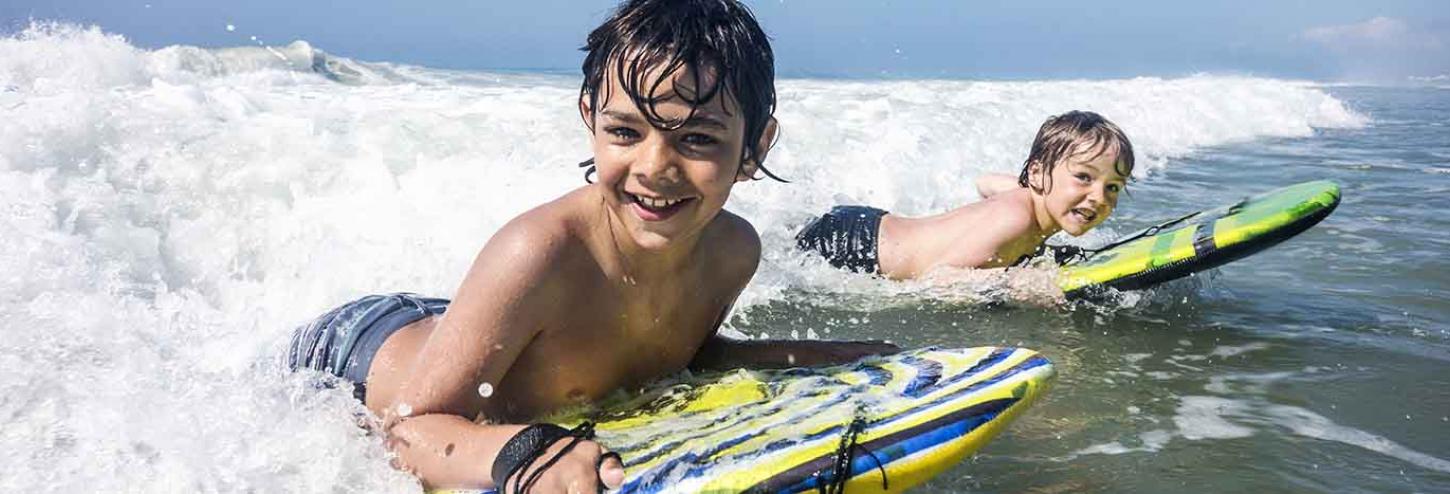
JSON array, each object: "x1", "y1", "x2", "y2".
[
  {"x1": 737, "y1": 117, "x2": 779, "y2": 182},
  {"x1": 1027, "y1": 160, "x2": 1047, "y2": 193},
  {"x1": 579, "y1": 95, "x2": 596, "y2": 136}
]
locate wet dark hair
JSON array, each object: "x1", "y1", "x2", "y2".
[
  {"x1": 577, "y1": 0, "x2": 781, "y2": 182},
  {"x1": 1017, "y1": 111, "x2": 1135, "y2": 193}
]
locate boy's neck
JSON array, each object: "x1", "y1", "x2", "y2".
[
  {"x1": 589, "y1": 191, "x2": 703, "y2": 284},
  {"x1": 1029, "y1": 192, "x2": 1062, "y2": 241}
]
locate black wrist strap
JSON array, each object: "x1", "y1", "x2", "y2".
[
  {"x1": 490, "y1": 422, "x2": 601, "y2": 493},
  {"x1": 491, "y1": 424, "x2": 570, "y2": 492}
]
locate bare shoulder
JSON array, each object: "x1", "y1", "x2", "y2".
[
  {"x1": 484, "y1": 203, "x2": 574, "y2": 265},
  {"x1": 460, "y1": 190, "x2": 589, "y2": 296},
  {"x1": 978, "y1": 189, "x2": 1036, "y2": 236},
  {"x1": 700, "y1": 209, "x2": 762, "y2": 287},
  {"x1": 975, "y1": 190, "x2": 1044, "y2": 264}
]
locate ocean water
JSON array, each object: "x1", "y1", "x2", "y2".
[{"x1": 2, "y1": 23, "x2": 1447, "y2": 492}]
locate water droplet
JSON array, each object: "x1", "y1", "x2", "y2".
[
  {"x1": 226, "y1": 24, "x2": 235, "y2": 32},
  {"x1": 478, "y1": 382, "x2": 494, "y2": 398},
  {"x1": 396, "y1": 403, "x2": 413, "y2": 417},
  {"x1": 790, "y1": 330, "x2": 800, "y2": 339},
  {"x1": 786, "y1": 354, "x2": 796, "y2": 365}
]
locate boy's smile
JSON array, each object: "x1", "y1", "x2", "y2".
[{"x1": 625, "y1": 192, "x2": 696, "y2": 222}]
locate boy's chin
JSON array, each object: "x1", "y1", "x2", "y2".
[
  {"x1": 625, "y1": 224, "x2": 695, "y2": 251},
  {"x1": 1059, "y1": 221, "x2": 1096, "y2": 237}
]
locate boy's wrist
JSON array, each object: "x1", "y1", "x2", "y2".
[{"x1": 491, "y1": 423, "x2": 572, "y2": 490}]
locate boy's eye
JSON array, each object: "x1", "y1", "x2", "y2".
[
  {"x1": 606, "y1": 127, "x2": 639, "y2": 139},
  {"x1": 682, "y1": 133, "x2": 718, "y2": 146},
  {"x1": 1075, "y1": 173, "x2": 1092, "y2": 183}
]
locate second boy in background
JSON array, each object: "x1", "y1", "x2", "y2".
[{"x1": 797, "y1": 111, "x2": 1135, "y2": 296}]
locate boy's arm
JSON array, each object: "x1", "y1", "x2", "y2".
[
  {"x1": 385, "y1": 414, "x2": 623, "y2": 490},
  {"x1": 381, "y1": 218, "x2": 621, "y2": 490},
  {"x1": 974, "y1": 173, "x2": 1020, "y2": 198},
  {"x1": 691, "y1": 335, "x2": 901, "y2": 371}
]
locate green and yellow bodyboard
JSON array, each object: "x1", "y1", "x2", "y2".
[{"x1": 1057, "y1": 180, "x2": 1341, "y2": 298}]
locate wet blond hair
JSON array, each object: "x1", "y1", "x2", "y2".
[{"x1": 1018, "y1": 111, "x2": 1134, "y2": 192}]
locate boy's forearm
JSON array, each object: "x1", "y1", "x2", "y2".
[
  {"x1": 975, "y1": 173, "x2": 1019, "y2": 198},
  {"x1": 691, "y1": 336, "x2": 900, "y2": 371},
  {"x1": 386, "y1": 414, "x2": 526, "y2": 489}
]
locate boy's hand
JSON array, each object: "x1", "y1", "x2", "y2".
[{"x1": 506, "y1": 438, "x2": 624, "y2": 493}]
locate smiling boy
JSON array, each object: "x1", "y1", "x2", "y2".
[
  {"x1": 797, "y1": 111, "x2": 1135, "y2": 285},
  {"x1": 286, "y1": 1, "x2": 896, "y2": 491}
]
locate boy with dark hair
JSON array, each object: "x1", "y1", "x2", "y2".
[{"x1": 286, "y1": 0, "x2": 895, "y2": 491}]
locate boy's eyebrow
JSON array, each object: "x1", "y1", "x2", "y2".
[
  {"x1": 599, "y1": 108, "x2": 730, "y2": 130},
  {"x1": 1070, "y1": 161, "x2": 1129, "y2": 182},
  {"x1": 598, "y1": 109, "x2": 643, "y2": 124}
]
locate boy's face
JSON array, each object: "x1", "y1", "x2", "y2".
[
  {"x1": 1032, "y1": 144, "x2": 1128, "y2": 236},
  {"x1": 584, "y1": 63, "x2": 761, "y2": 251}
]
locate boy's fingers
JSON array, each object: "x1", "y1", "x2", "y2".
[{"x1": 597, "y1": 451, "x2": 625, "y2": 490}]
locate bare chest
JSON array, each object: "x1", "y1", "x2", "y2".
[{"x1": 489, "y1": 284, "x2": 726, "y2": 420}]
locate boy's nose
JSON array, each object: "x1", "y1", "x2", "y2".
[{"x1": 634, "y1": 138, "x2": 682, "y2": 183}]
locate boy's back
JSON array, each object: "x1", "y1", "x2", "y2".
[{"x1": 878, "y1": 188, "x2": 1041, "y2": 278}]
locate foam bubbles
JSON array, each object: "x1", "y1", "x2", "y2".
[{"x1": 1174, "y1": 396, "x2": 1255, "y2": 440}]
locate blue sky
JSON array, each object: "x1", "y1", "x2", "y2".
[{"x1": 3, "y1": 0, "x2": 1447, "y2": 81}]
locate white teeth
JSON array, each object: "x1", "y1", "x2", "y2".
[{"x1": 632, "y1": 194, "x2": 684, "y2": 209}]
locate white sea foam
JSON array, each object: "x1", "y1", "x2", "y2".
[
  {"x1": 1068, "y1": 368, "x2": 1450, "y2": 475},
  {"x1": 0, "y1": 23, "x2": 1373, "y2": 491},
  {"x1": 1262, "y1": 404, "x2": 1450, "y2": 473},
  {"x1": 1173, "y1": 396, "x2": 1256, "y2": 440}
]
